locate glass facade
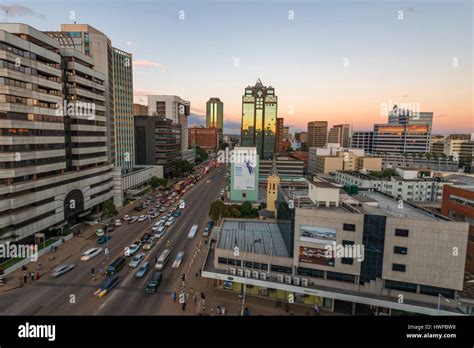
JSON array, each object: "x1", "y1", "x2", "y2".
[
  {"x1": 359, "y1": 214, "x2": 386, "y2": 285},
  {"x1": 240, "y1": 80, "x2": 277, "y2": 160}
]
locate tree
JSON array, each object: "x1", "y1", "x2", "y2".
[
  {"x1": 196, "y1": 146, "x2": 208, "y2": 162},
  {"x1": 150, "y1": 176, "x2": 160, "y2": 189},
  {"x1": 102, "y1": 199, "x2": 117, "y2": 217},
  {"x1": 209, "y1": 200, "x2": 230, "y2": 222},
  {"x1": 178, "y1": 160, "x2": 193, "y2": 173},
  {"x1": 172, "y1": 167, "x2": 182, "y2": 178},
  {"x1": 240, "y1": 201, "x2": 253, "y2": 217}
]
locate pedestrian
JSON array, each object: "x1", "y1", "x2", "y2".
[
  {"x1": 182, "y1": 302, "x2": 186, "y2": 311},
  {"x1": 193, "y1": 294, "x2": 197, "y2": 305},
  {"x1": 36, "y1": 271, "x2": 40, "y2": 280},
  {"x1": 195, "y1": 271, "x2": 199, "y2": 277},
  {"x1": 23, "y1": 271, "x2": 27, "y2": 284},
  {"x1": 314, "y1": 305, "x2": 320, "y2": 316},
  {"x1": 30, "y1": 272, "x2": 34, "y2": 281},
  {"x1": 172, "y1": 292, "x2": 176, "y2": 303}
]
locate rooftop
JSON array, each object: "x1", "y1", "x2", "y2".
[{"x1": 218, "y1": 219, "x2": 289, "y2": 257}]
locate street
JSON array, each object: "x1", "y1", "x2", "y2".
[{"x1": 0, "y1": 166, "x2": 226, "y2": 315}]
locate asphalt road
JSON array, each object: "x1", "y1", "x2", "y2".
[{"x1": 0, "y1": 164, "x2": 226, "y2": 315}]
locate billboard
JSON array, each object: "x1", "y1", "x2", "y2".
[
  {"x1": 299, "y1": 246, "x2": 335, "y2": 266},
  {"x1": 232, "y1": 148, "x2": 257, "y2": 191},
  {"x1": 300, "y1": 225, "x2": 336, "y2": 245}
]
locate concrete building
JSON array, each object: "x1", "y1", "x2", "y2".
[
  {"x1": 206, "y1": 97, "x2": 223, "y2": 131},
  {"x1": 307, "y1": 121, "x2": 328, "y2": 148},
  {"x1": 134, "y1": 116, "x2": 181, "y2": 177},
  {"x1": 0, "y1": 24, "x2": 115, "y2": 242},
  {"x1": 441, "y1": 185, "x2": 474, "y2": 274},
  {"x1": 283, "y1": 126, "x2": 290, "y2": 141},
  {"x1": 388, "y1": 107, "x2": 433, "y2": 133},
  {"x1": 133, "y1": 103, "x2": 148, "y2": 116},
  {"x1": 202, "y1": 183, "x2": 469, "y2": 315},
  {"x1": 380, "y1": 153, "x2": 459, "y2": 172},
  {"x1": 147, "y1": 95, "x2": 190, "y2": 153},
  {"x1": 290, "y1": 151, "x2": 309, "y2": 173},
  {"x1": 334, "y1": 169, "x2": 449, "y2": 203},
  {"x1": 275, "y1": 117, "x2": 284, "y2": 154},
  {"x1": 351, "y1": 131, "x2": 374, "y2": 155},
  {"x1": 241, "y1": 79, "x2": 277, "y2": 160},
  {"x1": 373, "y1": 124, "x2": 430, "y2": 155},
  {"x1": 295, "y1": 132, "x2": 308, "y2": 144},
  {"x1": 259, "y1": 156, "x2": 304, "y2": 182},
  {"x1": 48, "y1": 24, "x2": 135, "y2": 173},
  {"x1": 188, "y1": 127, "x2": 219, "y2": 151},
  {"x1": 328, "y1": 124, "x2": 351, "y2": 148}
]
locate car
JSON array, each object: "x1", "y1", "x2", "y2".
[
  {"x1": 203, "y1": 227, "x2": 210, "y2": 237},
  {"x1": 140, "y1": 233, "x2": 151, "y2": 243},
  {"x1": 106, "y1": 224, "x2": 115, "y2": 232},
  {"x1": 81, "y1": 247, "x2": 103, "y2": 261},
  {"x1": 159, "y1": 207, "x2": 166, "y2": 213},
  {"x1": 135, "y1": 261, "x2": 150, "y2": 278},
  {"x1": 94, "y1": 275, "x2": 120, "y2": 298},
  {"x1": 149, "y1": 208, "x2": 157, "y2": 214},
  {"x1": 124, "y1": 244, "x2": 140, "y2": 257},
  {"x1": 129, "y1": 253, "x2": 145, "y2": 268},
  {"x1": 134, "y1": 206, "x2": 143, "y2": 212},
  {"x1": 154, "y1": 226, "x2": 166, "y2": 238},
  {"x1": 143, "y1": 236, "x2": 157, "y2": 250},
  {"x1": 179, "y1": 200, "x2": 186, "y2": 209},
  {"x1": 188, "y1": 224, "x2": 198, "y2": 239},
  {"x1": 97, "y1": 235, "x2": 111, "y2": 244},
  {"x1": 165, "y1": 217, "x2": 175, "y2": 226},
  {"x1": 206, "y1": 179, "x2": 211, "y2": 183},
  {"x1": 51, "y1": 264, "x2": 75, "y2": 277},
  {"x1": 150, "y1": 212, "x2": 159, "y2": 219},
  {"x1": 207, "y1": 220, "x2": 214, "y2": 229},
  {"x1": 172, "y1": 211, "x2": 182, "y2": 217},
  {"x1": 95, "y1": 228, "x2": 105, "y2": 237},
  {"x1": 159, "y1": 217, "x2": 167, "y2": 224},
  {"x1": 122, "y1": 215, "x2": 130, "y2": 221},
  {"x1": 172, "y1": 251, "x2": 185, "y2": 268},
  {"x1": 115, "y1": 219, "x2": 122, "y2": 227},
  {"x1": 129, "y1": 216, "x2": 139, "y2": 224},
  {"x1": 146, "y1": 272, "x2": 162, "y2": 294},
  {"x1": 138, "y1": 215, "x2": 147, "y2": 222}
]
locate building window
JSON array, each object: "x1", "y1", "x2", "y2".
[
  {"x1": 392, "y1": 263, "x2": 406, "y2": 272},
  {"x1": 326, "y1": 271, "x2": 355, "y2": 283},
  {"x1": 419, "y1": 285, "x2": 455, "y2": 299},
  {"x1": 343, "y1": 223, "x2": 356, "y2": 232},
  {"x1": 394, "y1": 246, "x2": 408, "y2": 255},
  {"x1": 341, "y1": 258, "x2": 353, "y2": 265},
  {"x1": 242, "y1": 192, "x2": 247, "y2": 198},
  {"x1": 395, "y1": 228, "x2": 409, "y2": 237},
  {"x1": 385, "y1": 280, "x2": 417, "y2": 293},
  {"x1": 297, "y1": 267, "x2": 324, "y2": 278}
]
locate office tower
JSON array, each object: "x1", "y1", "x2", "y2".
[
  {"x1": 283, "y1": 126, "x2": 290, "y2": 141},
  {"x1": 188, "y1": 127, "x2": 219, "y2": 151},
  {"x1": 328, "y1": 124, "x2": 350, "y2": 147},
  {"x1": 307, "y1": 121, "x2": 328, "y2": 148},
  {"x1": 373, "y1": 124, "x2": 430, "y2": 154},
  {"x1": 295, "y1": 132, "x2": 308, "y2": 144},
  {"x1": 351, "y1": 131, "x2": 374, "y2": 154},
  {"x1": 147, "y1": 95, "x2": 190, "y2": 153},
  {"x1": 275, "y1": 117, "x2": 284, "y2": 153},
  {"x1": 47, "y1": 24, "x2": 135, "y2": 173},
  {"x1": 134, "y1": 116, "x2": 181, "y2": 176},
  {"x1": 388, "y1": 106, "x2": 433, "y2": 133},
  {"x1": 0, "y1": 24, "x2": 114, "y2": 242},
  {"x1": 241, "y1": 79, "x2": 277, "y2": 160},
  {"x1": 206, "y1": 97, "x2": 223, "y2": 131}
]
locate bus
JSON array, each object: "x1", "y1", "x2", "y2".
[
  {"x1": 155, "y1": 249, "x2": 171, "y2": 270},
  {"x1": 188, "y1": 224, "x2": 198, "y2": 239}
]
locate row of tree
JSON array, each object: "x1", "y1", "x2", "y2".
[{"x1": 208, "y1": 200, "x2": 259, "y2": 222}]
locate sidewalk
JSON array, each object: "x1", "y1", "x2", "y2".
[{"x1": 0, "y1": 196, "x2": 141, "y2": 293}]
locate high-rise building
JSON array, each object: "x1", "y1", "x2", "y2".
[
  {"x1": 388, "y1": 106, "x2": 433, "y2": 133},
  {"x1": 206, "y1": 97, "x2": 223, "y2": 131},
  {"x1": 47, "y1": 24, "x2": 135, "y2": 173},
  {"x1": 241, "y1": 79, "x2": 277, "y2": 160},
  {"x1": 351, "y1": 131, "x2": 374, "y2": 154},
  {"x1": 328, "y1": 124, "x2": 351, "y2": 147},
  {"x1": 275, "y1": 117, "x2": 284, "y2": 153},
  {"x1": 295, "y1": 132, "x2": 308, "y2": 144},
  {"x1": 188, "y1": 127, "x2": 219, "y2": 151},
  {"x1": 0, "y1": 24, "x2": 115, "y2": 242},
  {"x1": 283, "y1": 126, "x2": 290, "y2": 141},
  {"x1": 147, "y1": 95, "x2": 190, "y2": 153},
  {"x1": 373, "y1": 124, "x2": 430, "y2": 155},
  {"x1": 134, "y1": 116, "x2": 181, "y2": 176},
  {"x1": 307, "y1": 121, "x2": 328, "y2": 148}
]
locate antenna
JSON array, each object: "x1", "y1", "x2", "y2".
[{"x1": 5, "y1": 9, "x2": 8, "y2": 23}]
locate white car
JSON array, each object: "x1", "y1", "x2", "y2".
[
  {"x1": 81, "y1": 247, "x2": 103, "y2": 261},
  {"x1": 172, "y1": 251, "x2": 185, "y2": 268},
  {"x1": 154, "y1": 226, "x2": 166, "y2": 239},
  {"x1": 129, "y1": 216, "x2": 139, "y2": 224},
  {"x1": 122, "y1": 215, "x2": 130, "y2": 221},
  {"x1": 124, "y1": 244, "x2": 140, "y2": 257},
  {"x1": 138, "y1": 215, "x2": 147, "y2": 222},
  {"x1": 179, "y1": 200, "x2": 186, "y2": 209},
  {"x1": 115, "y1": 219, "x2": 122, "y2": 227},
  {"x1": 129, "y1": 253, "x2": 145, "y2": 268},
  {"x1": 143, "y1": 237, "x2": 157, "y2": 250},
  {"x1": 165, "y1": 217, "x2": 175, "y2": 226}
]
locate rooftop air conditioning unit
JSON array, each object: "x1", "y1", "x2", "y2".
[
  {"x1": 301, "y1": 278, "x2": 309, "y2": 287},
  {"x1": 230, "y1": 268, "x2": 236, "y2": 276},
  {"x1": 277, "y1": 274, "x2": 284, "y2": 283},
  {"x1": 253, "y1": 271, "x2": 259, "y2": 279},
  {"x1": 293, "y1": 277, "x2": 300, "y2": 286},
  {"x1": 237, "y1": 268, "x2": 243, "y2": 277},
  {"x1": 285, "y1": 275, "x2": 292, "y2": 284},
  {"x1": 260, "y1": 272, "x2": 267, "y2": 280},
  {"x1": 245, "y1": 269, "x2": 251, "y2": 278}
]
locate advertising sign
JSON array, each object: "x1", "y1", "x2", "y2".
[
  {"x1": 233, "y1": 148, "x2": 257, "y2": 191},
  {"x1": 299, "y1": 246, "x2": 335, "y2": 266},
  {"x1": 300, "y1": 225, "x2": 336, "y2": 245}
]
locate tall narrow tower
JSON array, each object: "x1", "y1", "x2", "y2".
[{"x1": 266, "y1": 156, "x2": 280, "y2": 214}]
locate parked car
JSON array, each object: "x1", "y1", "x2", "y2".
[
  {"x1": 51, "y1": 264, "x2": 75, "y2": 277},
  {"x1": 138, "y1": 215, "x2": 147, "y2": 222},
  {"x1": 179, "y1": 200, "x2": 186, "y2": 209},
  {"x1": 165, "y1": 216, "x2": 175, "y2": 226},
  {"x1": 172, "y1": 211, "x2": 182, "y2": 217},
  {"x1": 97, "y1": 235, "x2": 111, "y2": 244},
  {"x1": 129, "y1": 216, "x2": 139, "y2": 224},
  {"x1": 135, "y1": 261, "x2": 150, "y2": 278},
  {"x1": 81, "y1": 247, "x2": 103, "y2": 261},
  {"x1": 115, "y1": 219, "x2": 122, "y2": 227},
  {"x1": 95, "y1": 228, "x2": 105, "y2": 237},
  {"x1": 129, "y1": 253, "x2": 145, "y2": 268},
  {"x1": 122, "y1": 215, "x2": 130, "y2": 221},
  {"x1": 159, "y1": 207, "x2": 167, "y2": 213}
]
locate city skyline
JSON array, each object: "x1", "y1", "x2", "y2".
[{"x1": 1, "y1": 0, "x2": 472, "y2": 135}]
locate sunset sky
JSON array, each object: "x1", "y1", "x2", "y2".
[{"x1": 5, "y1": 0, "x2": 473, "y2": 134}]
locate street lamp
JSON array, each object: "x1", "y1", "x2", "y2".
[{"x1": 437, "y1": 293, "x2": 450, "y2": 315}]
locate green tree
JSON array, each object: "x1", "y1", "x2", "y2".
[
  {"x1": 240, "y1": 201, "x2": 253, "y2": 217},
  {"x1": 102, "y1": 199, "x2": 117, "y2": 217},
  {"x1": 172, "y1": 167, "x2": 182, "y2": 178},
  {"x1": 209, "y1": 200, "x2": 230, "y2": 222},
  {"x1": 196, "y1": 146, "x2": 208, "y2": 162},
  {"x1": 150, "y1": 176, "x2": 160, "y2": 189},
  {"x1": 178, "y1": 160, "x2": 193, "y2": 173}
]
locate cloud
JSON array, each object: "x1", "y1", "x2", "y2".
[
  {"x1": 0, "y1": 4, "x2": 45, "y2": 19},
  {"x1": 190, "y1": 107, "x2": 205, "y2": 116},
  {"x1": 133, "y1": 60, "x2": 166, "y2": 72}
]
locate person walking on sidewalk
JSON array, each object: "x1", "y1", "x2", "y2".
[
  {"x1": 23, "y1": 271, "x2": 27, "y2": 284},
  {"x1": 36, "y1": 271, "x2": 40, "y2": 280},
  {"x1": 30, "y1": 272, "x2": 35, "y2": 281}
]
